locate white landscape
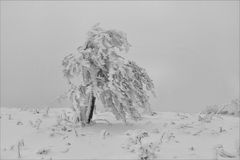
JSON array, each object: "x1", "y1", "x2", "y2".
[
  {"x1": 0, "y1": 104, "x2": 239, "y2": 160},
  {"x1": 1, "y1": 1, "x2": 239, "y2": 160}
]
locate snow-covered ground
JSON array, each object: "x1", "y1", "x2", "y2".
[{"x1": 0, "y1": 107, "x2": 239, "y2": 160}]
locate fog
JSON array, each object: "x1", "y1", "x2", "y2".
[{"x1": 1, "y1": 1, "x2": 239, "y2": 112}]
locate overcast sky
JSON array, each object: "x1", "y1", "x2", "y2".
[{"x1": 1, "y1": 1, "x2": 239, "y2": 112}]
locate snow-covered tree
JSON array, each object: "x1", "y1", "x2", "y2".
[{"x1": 62, "y1": 24, "x2": 155, "y2": 126}]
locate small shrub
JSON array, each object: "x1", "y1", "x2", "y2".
[{"x1": 36, "y1": 148, "x2": 51, "y2": 155}]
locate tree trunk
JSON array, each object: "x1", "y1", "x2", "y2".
[
  {"x1": 87, "y1": 95, "x2": 96, "y2": 124},
  {"x1": 79, "y1": 106, "x2": 87, "y2": 126}
]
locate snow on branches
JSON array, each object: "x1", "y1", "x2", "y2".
[{"x1": 62, "y1": 24, "x2": 155, "y2": 125}]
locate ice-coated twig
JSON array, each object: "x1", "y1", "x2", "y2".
[
  {"x1": 159, "y1": 132, "x2": 166, "y2": 144},
  {"x1": 215, "y1": 144, "x2": 236, "y2": 159},
  {"x1": 74, "y1": 128, "x2": 79, "y2": 137},
  {"x1": 17, "y1": 144, "x2": 21, "y2": 158},
  {"x1": 122, "y1": 130, "x2": 158, "y2": 159},
  {"x1": 100, "y1": 130, "x2": 111, "y2": 139},
  {"x1": 193, "y1": 130, "x2": 203, "y2": 136},
  {"x1": 199, "y1": 104, "x2": 228, "y2": 123},
  {"x1": 43, "y1": 106, "x2": 50, "y2": 117},
  {"x1": 92, "y1": 118, "x2": 112, "y2": 125},
  {"x1": 29, "y1": 119, "x2": 42, "y2": 130},
  {"x1": 10, "y1": 145, "x2": 15, "y2": 151},
  {"x1": 36, "y1": 148, "x2": 51, "y2": 155},
  {"x1": 17, "y1": 139, "x2": 24, "y2": 158},
  {"x1": 216, "y1": 105, "x2": 227, "y2": 115}
]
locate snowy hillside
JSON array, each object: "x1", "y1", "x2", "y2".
[{"x1": 1, "y1": 107, "x2": 239, "y2": 160}]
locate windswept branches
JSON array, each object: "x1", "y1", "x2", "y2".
[{"x1": 62, "y1": 24, "x2": 155, "y2": 125}]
